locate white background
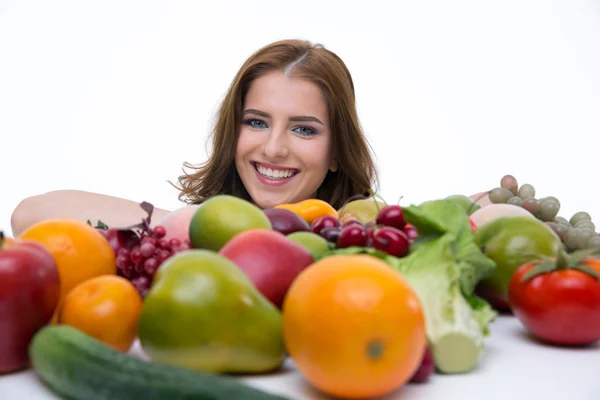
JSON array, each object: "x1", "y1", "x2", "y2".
[{"x1": 1, "y1": 0, "x2": 599, "y2": 236}]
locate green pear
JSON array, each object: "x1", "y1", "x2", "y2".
[
  {"x1": 138, "y1": 249, "x2": 286, "y2": 374},
  {"x1": 338, "y1": 198, "x2": 386, "y2": 224},
  {"x1": 189, "y1": 195, "x2": 272, "y2": 251}
]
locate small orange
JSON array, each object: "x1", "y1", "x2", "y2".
[
  {"x1": 58, "y1": 275, "x2": 143, "y2": 352},
  {"x1": 20, "y1": 219, "x2": 116, "y2": 302},
  {"x1": 282, "y1": 254, "x2": 426, "y2": 399}
]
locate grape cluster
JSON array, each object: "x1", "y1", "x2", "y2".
[
  {"x1": 104, "y1": 226, "x2": 191, "y2": 296},
  {"x1": 489, "y1": 174, "x2": 600, "y2": 252},
  {"x1": 310, "y1": 205, "x2": 415, "y2": 258},
  {"x1": 92, "y1": 201, "x2": 191, "y2": 297}
]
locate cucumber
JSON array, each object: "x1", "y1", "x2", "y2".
[{"x1": 29, "y1": 325, "x2": 292, "y2": 400}]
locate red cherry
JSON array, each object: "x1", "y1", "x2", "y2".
[
  {"x1": 311, "y1": 215, "x2": 341, "y2": 235},
  {"x1": 372, "y1": 226, "x2": 409, "y2": 258},
  {"x1": 376, "y1": 205, "x2": 406, "y2": 230},
  {"x1": 403, "y1": 224, "x2": 418, "y2": 244},
  {"x1": 365, "y1": 223, "x2": 380, "y2": 241},
  {"x1": 320, "y1": 227, "x2": 341, "y2": 243},
  {"x1": 337, "y1": 225, "x2": 368, "y2": 249}
]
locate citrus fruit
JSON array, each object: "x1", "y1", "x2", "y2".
[
  {"x1": 19, "y1": 219, "x2": 116, "y2": 311},
  {"x1": 189, "y1": 195, "x2": 271, "y2": 251},
  {"x1": 58, "y1": 275, "x2": 143, "y2": 352},
  {"x1": 282, "y1": 254, "x2": 426, "y2": 399}
]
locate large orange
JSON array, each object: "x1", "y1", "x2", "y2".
[
  {"x1": 19, "y1": 219, "x2": 116, "y2": 317},
  {"x1": 58, "y1": 275, "x2": 143, "y2": 352},
  {"x1": 282, "y1": 254, "x2": 427, "y2": 399}
]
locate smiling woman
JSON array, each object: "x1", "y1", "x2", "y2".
[
  {"x1": 10, "y1": 39, "x2": 382, "y2": 235},
  {"x1": 174, "y1": 39, "x2": 378, "y2": 210}
]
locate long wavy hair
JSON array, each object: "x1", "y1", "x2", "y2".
[{"x1": 171, "y1": 39, "x2": 379, "y2": 209}]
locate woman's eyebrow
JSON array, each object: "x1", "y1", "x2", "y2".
[{"x1": 243, "y1": 109, "x2": 324, "y2": 126}]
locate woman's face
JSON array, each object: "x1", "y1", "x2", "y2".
[{"x1": 235, "y1": 70, "x2": 337, "y2": 209}]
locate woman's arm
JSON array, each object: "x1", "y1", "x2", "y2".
[{"x1": 10, "y1": 190, "x2": 171, "y2": 237}]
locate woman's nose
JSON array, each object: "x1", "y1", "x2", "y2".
[{"x1": 262, "y1": 127, "x2": 289, "y2": 160}]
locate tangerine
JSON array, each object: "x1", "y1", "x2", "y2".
[
  {"x1": 19, "y1": 219, "x2": 116, "y2": 318},
  {"x1": 58, "y1": 275, "x2": 143, "y2": 352},
  {"x1": 282, "y1": 254, "x2": 426, "y2": 399}
]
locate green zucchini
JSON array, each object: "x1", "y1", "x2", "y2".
[{"x1": 29, "y1": 325, "x2": 292, "y2": 400}]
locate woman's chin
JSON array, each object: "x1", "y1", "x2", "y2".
[{"x1": 250, "y1": 193, "x2": 295, "y2": 209}]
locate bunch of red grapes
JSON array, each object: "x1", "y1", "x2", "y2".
[
  {"x1": 92, "y1": 202, "x2": 191, "y2": 297},
  {"x1": 311, "y1": 204, "x2": 417, "y2": 258}
]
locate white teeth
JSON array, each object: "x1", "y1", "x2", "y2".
[{"x1": 255, "y1": 164, "x2": 296, "y2": 180}]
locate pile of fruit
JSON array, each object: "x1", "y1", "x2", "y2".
[{"x1": 1, "y1": 177, "x2": 599, "y2": 400}]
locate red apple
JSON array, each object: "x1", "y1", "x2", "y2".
[
  {"x1": 0, "y1": 232, "x2": 60, "y2": 373},
  {"x1": 219, "y1": 229, "x2": 314, "y2": 309}
]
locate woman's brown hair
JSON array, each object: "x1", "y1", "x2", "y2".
[{"x1": 172, "y1": 39, "x2": 379, "y2": 210}]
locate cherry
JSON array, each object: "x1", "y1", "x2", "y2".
[
  {"x1": 311, "y1": 215, "x2": 341, "y2": 235},
  {"x1": 403, "y1": 224, "x2": 418, "y2": 244},
  {"x1": 376, "y1": 205, "x2": 406, "y2": 230},
  {"x1": 372, "y1": 226, "x2": 409, "y2": 258},
  {"x1": 320, "y1": 227, "x2": 341, "y2": 243},
  {"x1": 364, "y1": 222, "x2": 379, "y2": 240},
  {"x1": 337, "y1": 225, "x2": 368, "y2": 249}
]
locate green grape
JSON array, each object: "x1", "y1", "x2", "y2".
[
  {"x1": 570, "y1": 211, "x2": 592, "y2": 226},
  {"x1": 574, "y1": 220, "x2": 595, "y2": 231},
  {"x1": 518, "y1": 184, "x2": 535, "y2": 200},
  {"x1": 522, "y1": 197, "x2": 540, "y2": 216},
  {"x1": 500, "y1": 174, "x2": 518, "y2": 195},
  {"x1": 489, "y1": 187, "x2": 514, "y2": 204},
  {"x1": 547, "y1": 222, "x2": 569, "y2": 241},
  {"x1": 564, "y1": 228, "x2": 581, "y2": 251},
  {"x1": 538, "y1": 199, "x2": 560, "y2": 222},
  {"x1": 544, "y1": 196, "x2": 561, "y2": 208},
  {"x1": 507, "y1": 196, "x2": 523, "y2": 207},
  {"x1": 587, "y1": 236, "x2": 600, "y2": 250},
  {"x1": 554, "y1": 216, "x2": 569, "y2": 225},
  {"x1": 577, "y1": 229, "x2": 596, "y2": 249}
]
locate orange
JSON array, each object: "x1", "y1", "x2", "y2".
[
  {"x1": 58, "y1": 275, "x2": 143, "y2": 352},
  {"x1": 282, "y1": 254, "x2": 426, "y2": 399},
  {"x1": 19, "y1": 219, "x2": 116, "y2": 318}
]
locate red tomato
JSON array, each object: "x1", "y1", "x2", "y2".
[{"x1": 508, "y1": 256, "x2": 600, "y2": 346}]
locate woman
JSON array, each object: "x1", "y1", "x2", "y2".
[{"x1": 10, "y1": 39, "x2": 380, "y2": 236}]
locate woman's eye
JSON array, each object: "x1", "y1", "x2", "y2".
[
  {"x1": 244, "y1": 119, "x2": 268, "y2": 129},
  {"x1": 293, "y1": 126, "x2": 317, "y2": 136}
]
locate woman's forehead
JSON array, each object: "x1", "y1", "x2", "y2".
[{"x1": 244, "y1": 71, "x2": 328, "y2": 122}]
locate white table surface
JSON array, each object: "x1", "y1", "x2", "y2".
[{"x1": 1, "y1": 315, "x2": 598, "y2": 400}]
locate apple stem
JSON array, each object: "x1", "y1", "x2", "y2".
[{"x1": 0, "y1": 231, "x2": 4, "y2": 249}]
